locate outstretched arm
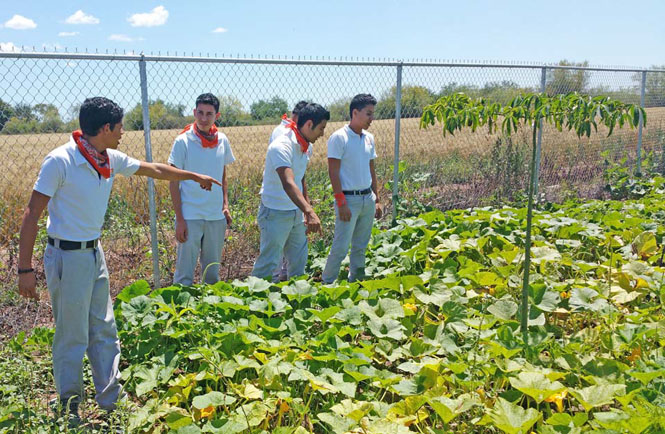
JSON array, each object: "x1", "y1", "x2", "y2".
[{"x1": 135, "y1": 162, "x2": 221, "y2": 190}]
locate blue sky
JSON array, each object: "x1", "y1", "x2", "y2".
[{"x1": 1, "y1": 0, "x2": 664, "y2": 67}]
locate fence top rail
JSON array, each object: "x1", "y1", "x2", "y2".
[{"x1": 0, "y1": 51, "x2": 663, "y2": 73}]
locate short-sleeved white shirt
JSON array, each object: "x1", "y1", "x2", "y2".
[
  {"x1": 269, "y1": 118, "x2": 290, "y2": 144},
  {"x1": 327, "y1": 125, "x2": 377, "y2": 191},
  {"x1": 259, "y1": 130, "x2": 312, "y2": 210},
  {"x1": 168, "y1": 128, "x2": 235, "y2": 220},
  {"x1": 33, "y1": 138, "x2": 141, "y2": 241}
]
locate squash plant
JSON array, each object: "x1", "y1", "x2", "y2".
[{"x1": 421, "y1": 92, "x2": 646, "y2": 333}]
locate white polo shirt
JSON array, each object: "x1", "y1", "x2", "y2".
[
  {"x1": 269, "y1": 118, "x2": 290, "y2": 144},
  {"x1": 259, "y1": 130, "x2": 312, "y2": 210},
  {"x1": 33, "y1": 138, "x2": 141, "y2": 241},
  {"x1": 327, "y1": 125, "x2": 377, "y2": 191},
  {"x1": 168, "y1": 128, "x2": 235, "y2": 221}
]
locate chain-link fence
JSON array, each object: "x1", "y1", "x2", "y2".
[{"x1": 1, "y1": 52, "x2": 663, "y2": 290}]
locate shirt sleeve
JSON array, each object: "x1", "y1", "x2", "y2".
[
  {"x1": 33, "y1": 154, "x2": 64, "y2": 198},
  {"x1": 267, "y1": 140, "x2": 293, "y2": 170},
  {"x1": 110, "y1": 150, "x2": 141, "y2": 177},
  {"x1": 167, "y1": 137, "x2": 186, "y2": 169},
  {"x1": 368, "y1": 134, "x2": 377, "y2": 160},
  {"x1": 222, "y1": 136, "x2": 235, "y2": 166},
  {"x1": 327, "y1": 133, "x2": 345, "y2": 159}
]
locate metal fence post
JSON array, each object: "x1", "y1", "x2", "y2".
[
  {"x1": 636, "y1": 70, "x2": 647, "y2": 175},
  {"x1": 391, "y1": 62, "x2": 403, "y2": 226},
  {"x1": 533, "y1": 67, "x2": 547, "y2": 199},
  {"x1": 138, "y1": 56, "x2": 161, "y2": 288}
]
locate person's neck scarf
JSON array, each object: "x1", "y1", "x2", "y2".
[
  {"x1": 180, "y1": 123, "x2": 219, "y2": 148},
  {"x1": 284, "y1": 118, "x2": 310, "y2": 153},
  {"x1": 72, "y1": 130, "x2": 112, "y2": 179}
]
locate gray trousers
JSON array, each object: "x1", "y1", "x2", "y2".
[
  {"x1": 251, "y1": 204, "x2": 308, "y2": 281},
  {"x1": 44, "y1": 242, "x2": 122, "y2": 410},
  {"x1": 174, "y1": 219, "x2": 227, "y2": 286},
  {"x1": 322, "y1": 193, "x2": 376, "y2": 284}
]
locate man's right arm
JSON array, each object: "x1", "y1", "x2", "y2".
[
  {"x1": 328, "y1": 158, "x2": 351, "y2": 222},
  {"x1": 18, "y1": 190, "x2": 50, "y2": 300},
  {"x1": 276, "y1": 166, "x2": 321, "y2": 234},
  {"x1": 168, "y1": 164, "x2": 188, "y2": 243}
]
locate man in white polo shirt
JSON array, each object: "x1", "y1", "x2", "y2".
[
  {"x1": 251, "y1": 103, "x2": 330, "y2": 281},
  {"x1": 17, "y1": 97, "x2": 220, "y2": 425},
  {"x1": 269, "y1": 100, "x2": 309, "y2": 282},
  {"x1": 322, "y1": 94, "x2": 382, "y2": 284},
  {"x1": 169, "y1": 93, "x2": 235, "y2": 285}
]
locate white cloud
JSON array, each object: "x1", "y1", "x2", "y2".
[
  {"x1": 212, "y1": 27, "x2": 227, "y2": 33},
  {"x1": 0, "y1": 42, "x2": 21, "y2": 52},
  {"x1": 128, "y1": 6, "x2": 168, "y2": 27},
  {"x1": 65, "y1": 10, "x2": 100, "y2": 25},
  {"x1": 58, "y1": 31, "x2": 79, "y2": 37},
  {"x1": 108, "y1": 34, "x2": 134, "y2": 42},
  {"x1": 3, "y1": 15, "x2": 37, "y2": 30}
]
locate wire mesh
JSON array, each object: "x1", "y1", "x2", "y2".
[{"x1": 0, "y1": 53, "x2": 663, "y2": 291}]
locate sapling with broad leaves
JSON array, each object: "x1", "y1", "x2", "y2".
[{"x1": 420, "y1": 92, "x2": 646, "y2": 334}]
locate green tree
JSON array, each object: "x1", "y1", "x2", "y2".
[
  {"x1": 546, "y1": 60, "x2": 590, "y2": 94},
  {"x1": 124, "y1": 100, "x2": 187, "y2": 131},
  {"x1": 216, "y1": 95, "x2": 251, "y2": 127},
  {"x1": 422, "y1": 92, "x2": 644, "y2": 334},
  {"x1": 327, "y1": 98, "x2": 350, "y2": 122},
  {"x1": 13, "y1": 102, "x2": 35, "y2": 121},
  {"x1": 0, "y1": 99, "x2": 15, "y2": 131},
  {"x1": 480, "y1": 81, "x2": 535, "y2": 105},
  {"x1": 1, "y1": 117, "x2": 39, "y2": 134},
  {"x1": 33, "y1": 103, "x2": 64, "y2": 133},
  {"x1": 375, "y1": 85, "x2": 435, "y2": 119},
  {"x1": 250, "y1": 96, "x2": 288, "y2": 121}
]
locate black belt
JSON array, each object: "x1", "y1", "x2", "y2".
[
  {"x1": 48, "y1": 237, "x2": 98, "y2": 250},
  {"x1": 342, "y1": 188, "x2": 372, "y2": 196}
]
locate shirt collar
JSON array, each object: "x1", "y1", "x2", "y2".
[
  {"x1": 71, "y1": 137, "x2": 89, "y2": 166},
  {"x1": 285, "y1": 129, "x2": 314, "y2": 151},
  {"x1": 71, "y1": 137, "x2": 111, "y2": 173},
  {"x1": 344, "y1": 124, "x2": 364, "y2": 138}
]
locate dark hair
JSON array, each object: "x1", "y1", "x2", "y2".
[
  {"x1": 79, "y1": 97, "x2": 124, "y2": 136},
  {"x1": 349, "y1": 93, "x2": 377, "y2": 119},
  {"x1": 195, "y1": 93, "x2": 220, "y2": 113},
  {"x1": 297, "y1": 103, "x2": 330, "y2": 129},
  {"x1": 292, "y1": 100, "x2": 309, "y2": 116}
]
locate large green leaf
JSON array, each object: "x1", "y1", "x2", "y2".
[
  {"x1": 569, "y1": 384, "x2": 626, "y2": 411},
  {"x1": 116, "y1": 280, "x2": 151, "y2": 303},
  {"x1": 367, "y1": 317, "x2": 406, "y2": 340},
  {"x1": 192, "y1": 391, "x2": 237, "y2": 409},
  {"x1": 487, "y1": 299, "x2": 518, "y2": 320},
  {"x1": 509, "y1": 372, "x2": 566, "y2": 404},
  {"x1": 489, "y1": 397, "x2": 541, "y2": 434},
  {"x1": 427, "y1": 393, "x2": 478, "y2": 423}
]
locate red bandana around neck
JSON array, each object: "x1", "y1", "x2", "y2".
[
  {"x1": 180, "y1": 123, "x2": 219, "y2": 148},
  {"x1": 284, "y1": 120, "x2": 310, "y2": 153},
  {"x1": 72, "y1": 130, "x2": 112, "y2": 179}
]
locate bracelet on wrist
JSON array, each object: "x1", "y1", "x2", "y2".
[
  {"x1": 334, "y1": 192, "x2": 347, "y2": 207},
  {"x1": 18, "y1": 267, "x2": 34, "y2": 275}
]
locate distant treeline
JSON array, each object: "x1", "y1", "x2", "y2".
[{"x1": 2, "y1": 61, "x2": 663, "y2": 134}]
